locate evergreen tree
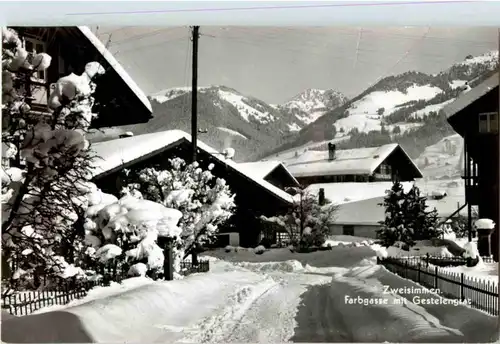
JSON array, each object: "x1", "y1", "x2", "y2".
[
  {"x1": 377, "y1": 182, "x2": 441, "y2": 247},
  {"x1": 405, "y1": 186, "x2": 440, "y2": 242},
  {"x1": 377, "y1": 182, "x2": 409, "y2": 247}
]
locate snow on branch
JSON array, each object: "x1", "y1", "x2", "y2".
[
  {"x1": 122, "y1": 157, "x2": 236, "y2": 272},
  {"x1": 261, "y1": 187, "x2": 338, "y2": 249},
  {"x1": 2, "y1": 27, "x2": 108, "y2": 289}
]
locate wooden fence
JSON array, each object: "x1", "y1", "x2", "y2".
[
  {"x1": 179, "y1": 260, "x2": 210, "y2": 276},
  {"x1": 377, "y1": 256, "x2": 498, "y2": 316},
  {"x1": 2, "y1": 259, "x2": 211, "y2": 316},
  {"x1": 1, "y1": 280, "x2": 100, "y2": 316}
]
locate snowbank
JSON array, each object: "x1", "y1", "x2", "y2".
[
  {"x1": 234, "y1": 260, "x2": 305, "y2": 273},
  {"x1": 327, "y1": 263, "x2": 497, "y2": 343},
  {"x1": 372, "y1": 240, "x2": 459, "y2": 259},
  {"x1": 33, "y1": 277, "x2": 155, "y2": 314},
  {"x1": 1, "y1": 261, "x2": 271, "y2": 343},
  {"x1": 323, "y1": 238, "x2": 374, "y2": 248}
]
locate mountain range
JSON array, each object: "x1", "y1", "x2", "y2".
[{"x1": 88, "y1": 50, "x2": 498, "y2": 165}]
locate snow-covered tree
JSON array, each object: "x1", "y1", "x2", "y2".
[
  {"x1": 123, "y1": 158, "x2": 236, "y2": 270},
  {"x1": 1, "y1": 28, "x2": 105, "y2": 289},
  {"x1": 261, "y1": 187, "x2": 338, "y2": 250},
  {"x1": 377, "y1": 182, "x2": 441, "y2": 247},
  {"x1": 82, "y1": 189, "x2": 183, "y2": 279}
]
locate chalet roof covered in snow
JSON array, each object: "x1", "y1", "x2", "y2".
[
  {"x1": 238, "y1": 161, "x2": 282, "y2": 179},
  {"x1": 306, "y1": 181, "x2": 414, "y2": 205},
  {"x1": 238, "y1": 161, "x2": 299, "y2": 185},
  {"x1": 90, "y1": 130, "x2": 294, "y2": 204},
  {"x1": 442, "y1": 72, "x2": 498, "y2": 121},
  {"x1": 334, "y1": 194, "x2": 467, "y2": 226},
  {"x1": 285, "y1": 144, "x2": 421, "y2": 178},
  {"x1": 78, "y1": 27, "x2": 152, "y2": 114}
]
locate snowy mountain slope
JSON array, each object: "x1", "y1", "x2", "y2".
[
  {"x1": 217, "y1": 127, "x2": 248, "y2": 140},
  {"x1": 88, "y1": 86, "x2": 296, "y2": 162},
  {"x1": 277, "y1": 88, "x2": 348, "y2": 131},
  {"x1": 264, "y1": 135, "x2": 351, "y2": 162},
  {"x1": 150, "y1": 86, "x2": 210, "y2": 104},
  {"x1": 415, "y1": 134, "x2": 464, "y2": 179},
  {"x1": 335, "y1": 84, "x2": 441, "y2": 134},
  {"x1": 151, "y1": 86, "x2": 280, "y2": 125},
  {"x1": 259, "y1": 50, "x2": 499, "y2": 162}
]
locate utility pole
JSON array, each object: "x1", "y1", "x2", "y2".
[{"x1": 191, "y1": 26, "x2": 200, "y2": 163}]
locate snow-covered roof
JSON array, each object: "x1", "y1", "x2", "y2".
[
  {"x1": 238, "y1": 161, "x2": 282, "y2": 179},
  {"x1": 90, "y1": 130, "x2": 293, "y2": 204},
  {"x1": 334, "y1": 194, "x2": 467, "y2": 226},
  {"x1": 306, "y1": 181, "x2": 415, "y2": 205},
  {"x1": 285, "y1": 143, "x2": 421, "y2": 178},
  {"x1": 308, "y1": 179, "x2": 465, "y2": 207},
  {"x1": 442, "y1": 72, "x2": 498, "y2": 121},
  {"x1": 238, "y1": 160, "x2": 300, "y2": 185},
  {"x1": 77, "y1": 26, "x2": 152, "y2": 114}
]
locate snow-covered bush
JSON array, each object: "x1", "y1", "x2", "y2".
[
  {"x1": 440, "y1": 221, "x2": 457, "y2": 241},
  {"x1": 82, "y1": 191, "x2": 183, "y2": 277},
  {"x1": 462, "y1": 241, "x2": 481, "y2": 267},
  {"x1": 123, "y1": 158, "x2": 236, "y2": 271},
  {"x1": 261, "y1": 187, "x2": 338, "y2": 250},
  {"x1": 1, "y1": 28, "x2": 105, "y2": 289},
  {"x1": 376, "y1": 182, "x2": 441, "y2": 248},
  {"x1": 253, "y1": 245, "x2": 266, "y2": 255}
]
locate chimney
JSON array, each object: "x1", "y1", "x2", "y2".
[
  {"x1": 328, "y1": 143, "x2": 336, "y2": 161},
  {"x1": 318, "y1": 188, "x2": 326, "y2": 205}
]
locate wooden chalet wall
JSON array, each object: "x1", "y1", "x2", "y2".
[
  {"x1": 296, "y1": 174, "x2": 369, "y2": 186},
  {"x1": 448, "y1": 86, "x2": 499, "y2": 261},
  {"x1": 93, "y1": 142, "x2": 291, "y2": 248},
  {"x1": 264, "y1": 165, "x2": 299, "y2": 189},
  {"x1": 381, "y1": 146, "x2": 422, "y2": 182},
  {"x1": 11, "y1": 27, "x2": 151, "y2": 128}
]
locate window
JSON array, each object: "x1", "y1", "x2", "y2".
[
  {"x1": 478, "y1": 112, "x2": 499, "y2": 134},
  {"x1": 379, "y1": 163, "x2": 391, "y2": 175},
  {"x1": 24, "y1": 37, "x2": 47, "y2": 81},
  {"x1": 342, "y1": 225, "x2": 355, "y2": 236}
]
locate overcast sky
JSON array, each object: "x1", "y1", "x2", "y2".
[{"x1": 98, "y1": 26, "x2": 498, "y2": 104}]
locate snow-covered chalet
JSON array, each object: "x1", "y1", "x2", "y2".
[
  {"x1": 89, "y1": 130, "x2": 296, "y2": 248},
  {"x1": 443, "y1": 71, "x2": 499, "y2": 262},
  {"x1": 8, "y1": 26, "x2": 153, "y2": 128},
  {"x1": 285, "y1": 143, "x2": 423, "y2": 187},
  {"x1": 331, "y1": 191, "x2": 467, "y2": 239}
]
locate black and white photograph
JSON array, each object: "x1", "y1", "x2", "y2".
[{"x1": 1, "y1": 2, "x2": 500, "y2": 343}]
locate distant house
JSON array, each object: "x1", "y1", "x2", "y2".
[
  {"x1": 332, "y1": 194, "x2": 467, "y2": 239},
  {"x1": 9, "y1": 26, "x2": 153, "y2": 128},
  {"x1": 285, "y1": 143, "x2": 423, "y2": 187},
  {"x1": 238, "y1": 161, "x2": 300, "y2": 190},
  {"x1": 442, "y1": 71, "x2": 498, "y2": 261},
  {"x1": 89, "y1": 130, "x2": 294, "y2": 248}
]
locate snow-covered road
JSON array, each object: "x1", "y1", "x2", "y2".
[
  {"x1": 177, "y1": 257, "x2": 497, "y2": 343},
  {"x1": 2, "y1": 247, "x2": 498, "y2": 343},
  {"x1": 180, "y1": 270, "x2": 335, "y2": 343}
]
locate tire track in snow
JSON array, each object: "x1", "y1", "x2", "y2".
[
  {"x1": 177, "y1": 277, "x2": 281, "y2": 343},
  {"x1": 221, "y1": 272, "x2": 333, "y2": 343}
]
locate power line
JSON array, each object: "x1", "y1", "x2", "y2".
[
  {"x1": 66, "y1": 1, "x2": 475, "y2": 16},
  {"x1": 111, "y1": 35, "x2": 188, "y2": 56},
  {"x1": 97, "y1": 26, "x2": 142, "y2": 36},
  {"x1": 106, "y1": 27, "x2": 185, "y2": 46}
]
